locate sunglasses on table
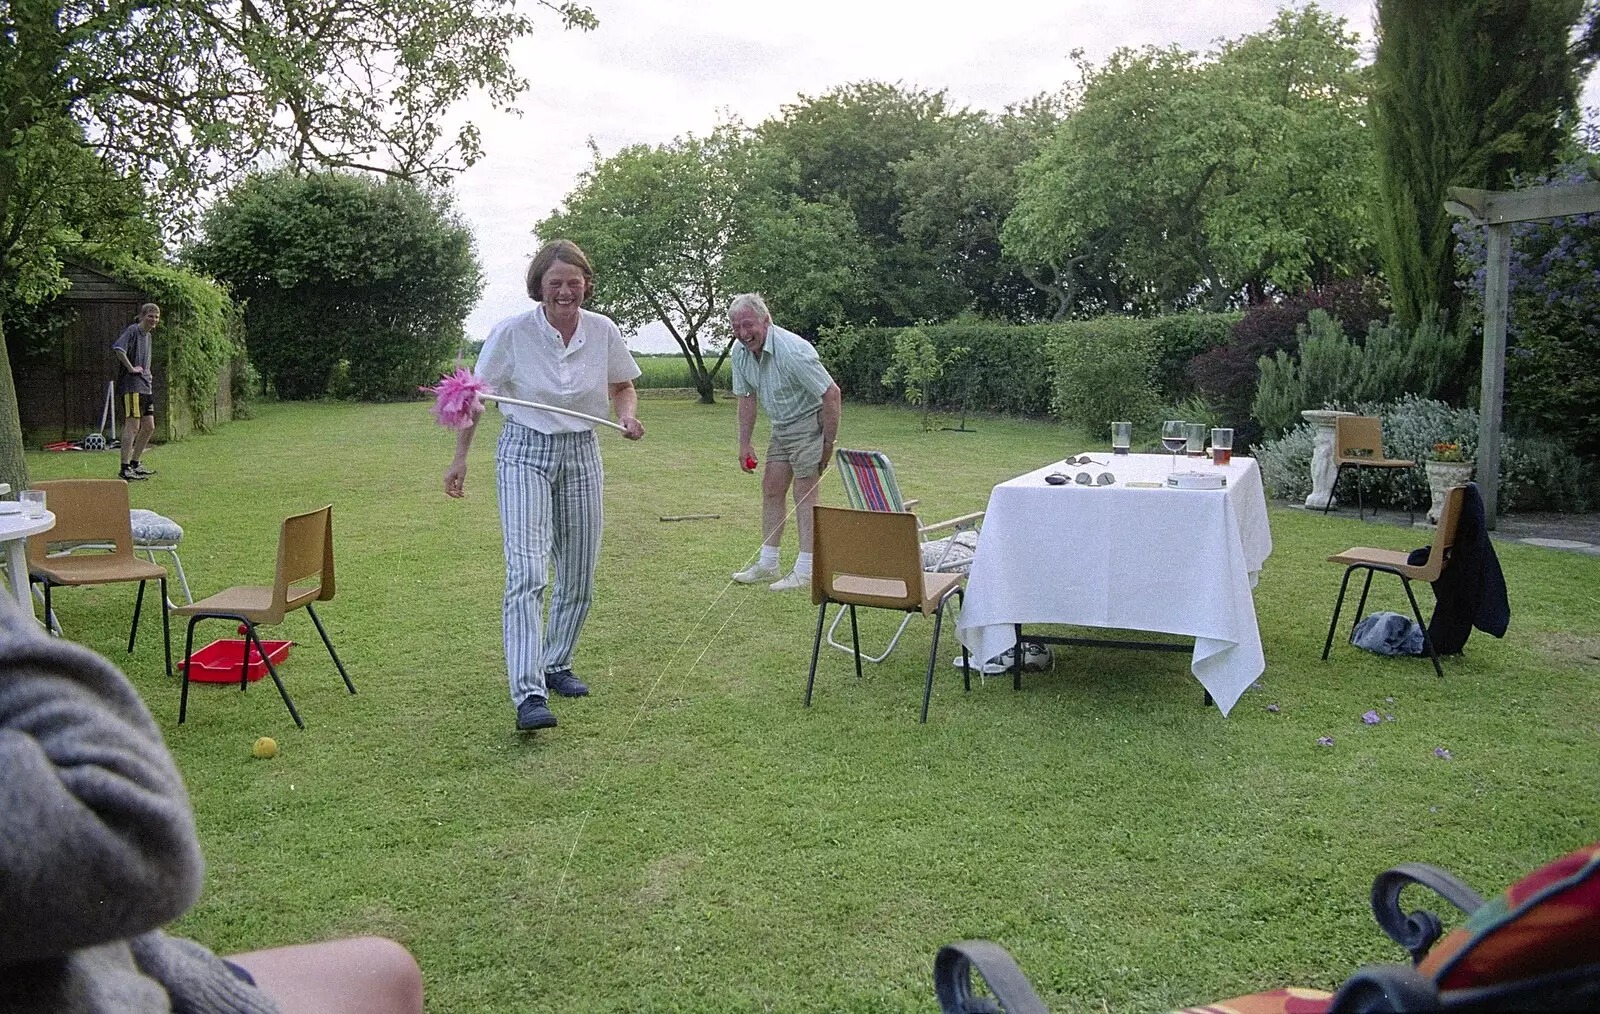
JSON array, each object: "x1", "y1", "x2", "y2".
[
  {"x1": 1062, "y1": 454, "x2": 1105, "y2": 466},
  {"x1": 1045, "y1": 471, "x2": 1116, "y2": 486}
]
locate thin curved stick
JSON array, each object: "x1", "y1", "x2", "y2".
[{"x1": 483, "y1": 394, "x2": 626, "y2": 432}]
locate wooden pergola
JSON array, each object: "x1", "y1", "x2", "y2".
[{"x1": 1445, "y1": 181, "x2": 1600, "y2": 529}]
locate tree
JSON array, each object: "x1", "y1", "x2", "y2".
[
  {"x1": 0, "y1": 0, "x2": 594, "y2": 491},
  {"x1": 188, "y1": 171, "x2": 481, "y2": 400},
  {"x1": 1004, "y1": 6, "x2": 1376, "y2": 317},
  {"x1": 1371, "y1": 0, "x2": 1589, "y2": 331},
  {"x1": 894, "y1": 93, "x2": 1068, "y2": 321},
  {"x1": 758, "y1": 81, "x2": 980, "y2": 326},
  {"x1": 539, "y1": 124, "x2": 862, "y2": 403}
]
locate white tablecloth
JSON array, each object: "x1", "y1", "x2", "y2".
[
  {"x1": 1, "y1": 510, "x2": 55, "y2": 624},
  {"x1": 956, "y1": 453, "x2": 1272, "y2": 715}
]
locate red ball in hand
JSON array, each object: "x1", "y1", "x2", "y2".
[{"x1": 743, "y1": 454, "x2": 758, "y2": 471}]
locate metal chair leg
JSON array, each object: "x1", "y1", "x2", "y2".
[
  {"x1": 1401, "y1": 577, "x2": 1445, "y2": 679},
  {"x1": 128, "y1": 580, "x2": 145, "y2": 652},
  {"x1": 957, "y1": 589, "x2": 970, "y2": 693},
  {"x1": 1352, "y1": 569, "x2": 1377, "y2": 637},
  {"x1": 1012, "y1": 623, "x2": 1023, "y2": 691},
  {"x1": 849, "y1": 604, "x2": 862, "y2": 680},
  {"x1": 179, "y1": 616, "x2": 199, "y2": 723},
  {"x1": 805, "y1": 599, "x2": 827, "y2": 707},
  {"x1": 160, "y1": 577, "x2": 171, "y2": 678},
  {"x1": 305, "y1": 604, "x2": 355, "y2": 693},
  {"x1": 923, "y1": 599, "x2": 947, "y2": 724},
  {"x1": 1323, "y1": 566, "x2": 1358, "y2": 660},
  {"x1": 245, "y1": 619, "x2": 304, "y2": 728}
]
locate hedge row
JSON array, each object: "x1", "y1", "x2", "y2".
[{"x1": 817, "y1": 312, "x2": 1238, "y2": 426}]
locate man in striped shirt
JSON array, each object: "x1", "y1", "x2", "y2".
[{"x1": 729, "y1": 294, "x2": 842, "y2": 591}]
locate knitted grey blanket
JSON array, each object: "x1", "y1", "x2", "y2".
[{"x1": 0, "y1": 600, "x2": 278, "y2": 1013}]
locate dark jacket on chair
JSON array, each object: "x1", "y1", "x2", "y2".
[{"x1": 1407, "y1": 483, "x2": 1510, "y2": 655}]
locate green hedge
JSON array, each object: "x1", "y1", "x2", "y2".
[
  {"x1": 820, "y1": 313, "x2": 1237, "y2": 422},
  {"x1": 819, "y1": 322, "x2": 1058, "y2": 416}
]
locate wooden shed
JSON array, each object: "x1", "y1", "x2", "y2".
[{"x1": 9, "y1": 262, "x2": 232, "y2": 445}]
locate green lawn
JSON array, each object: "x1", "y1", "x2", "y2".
[{"x1": 24, "y1": 400, "x2": 1600, "y2": 1012}]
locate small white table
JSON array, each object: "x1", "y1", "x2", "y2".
[
  {"x1": 957, "y1": 453, "x2": 1272, "y2": 715},
  {"x1": 1, "y1": 509, "x2": 55, "y2": 623}
]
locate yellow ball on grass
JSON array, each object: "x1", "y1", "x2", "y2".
[{"x1": 252, "y1": 736, "x2": 278, "y2": 760}]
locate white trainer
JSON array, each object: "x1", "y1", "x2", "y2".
[
  {"x1": 768, "y1": 570, "x2": 810, "y2": 592},
  {"x1": 732, "y1": 561, "x2": 782, "y2": 584}
]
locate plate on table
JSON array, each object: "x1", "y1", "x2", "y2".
[{"x1": 0, "y1": 502, "x2": 21, "y2": 515}]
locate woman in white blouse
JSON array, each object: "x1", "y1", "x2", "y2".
[{"x1": 444, "y1": 240, "x2": 644, "y2": 732}]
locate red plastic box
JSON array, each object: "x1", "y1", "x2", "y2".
[{"x1": 180, "y1": 639, "x2": 292, "y2": 683}]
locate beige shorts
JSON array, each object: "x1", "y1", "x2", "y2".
[{"x1": 768, "y1": 410, "x2": 825, "y2": 479}]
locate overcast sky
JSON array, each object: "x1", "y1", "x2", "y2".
[{"x1": 451, "y1": 1, "x2": 1381, "y2": 350}]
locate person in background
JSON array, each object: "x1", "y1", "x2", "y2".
[
  {"x1": 0, "y1": 597, "x2": 426, "y2": 1013},
  {"x1": 728, "y1": 293, "x2": 842, "y2": 592},
  {"x1": 112, "y1": 302, "x2": 161, "y2": 482}
]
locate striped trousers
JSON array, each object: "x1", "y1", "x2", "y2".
[{"x1": 495, "y1": 423, "x2": 604, "y2": 706}]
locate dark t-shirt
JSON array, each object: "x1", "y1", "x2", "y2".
[{"x1": 113, "y1": 323, "x2": 153, "y2": 395}]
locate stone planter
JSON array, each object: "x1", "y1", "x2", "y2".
[{"x1": 1424, "y1": 460, "x2": 1474, "y2": 524}]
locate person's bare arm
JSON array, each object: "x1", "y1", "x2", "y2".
[
  {"x1": 737, "y1": 394, "x2": 758, "y2": 471},
  {"x1": 114, "y1": 347, "x2": 143, "y2": 376},
  {"x1": 609, "y1": 381, "x2": 644, "y2": 440},
  {"x1": 444, "y1": 419, "x2": 476, "y2": 498},
  {"x1": 818, "y1": 383, "x2": 841, "y2": 473}
]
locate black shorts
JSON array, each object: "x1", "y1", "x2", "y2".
[{"x1": 120, "y1": 391, "x2": 156, "y2": 419}]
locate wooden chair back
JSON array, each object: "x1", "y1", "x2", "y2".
[
  {"x1": 1336, "y1": 415, "x2": 1387, "y2": 461},
  {"x1": 1413, "y1": 485, "x2": 1467, "y2": 584},
  {"x1": 811, "y1": 506, "x2": 923, "y2": 611},
  {"x1": 273, "y1": 505, "x2": 336, "y2": 617},
  {"x1": 26, "y1": 480, "x2": 134, "y2": 565}
]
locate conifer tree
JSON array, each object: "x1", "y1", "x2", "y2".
[{"x1": 1372, "y1": 0, "x2": 1588, "y2": 331}]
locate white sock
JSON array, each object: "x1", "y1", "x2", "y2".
[
  {"x1": 759, "y1": 545, "x2": 780, "y2": 568},
  {"x1": 795, "y1": 551, "x2": 813, "y2": 576}
]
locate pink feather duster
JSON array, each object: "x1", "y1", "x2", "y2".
[{"x1": 421, "y1": 368, "x2": 492, "y2": 430}]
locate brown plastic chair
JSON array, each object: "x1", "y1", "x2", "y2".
[
  {"x1": 1321, "y1": 484, "x2": 1466, "y2": 679},
  {"x1": 1323, "y1": 415, "x2": 1418, "y2": 521},
  {"x1": 174, "y1": 505, "x2": 354, "y2": 728},
  {"x1": 805, "y1": 506, "x2": 969, "y2": 723},
  {"x1": 26, "y1": 479, "x2": 171, "y2": 676}
]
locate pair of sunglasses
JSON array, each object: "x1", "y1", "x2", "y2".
[
  {"x1": 1063, "y1": 454, "x2": 1104, "y2": 466},
  {"x1": 1045, "y1": 471, "x2": 1116, "y2": 486}
]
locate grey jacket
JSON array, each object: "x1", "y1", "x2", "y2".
[{"x1": 0, "y1": 601, "x2": 278, "y2": 1013}]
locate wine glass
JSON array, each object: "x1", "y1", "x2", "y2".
[{"x1": 1161, "y1": 420, "x2": 1188, "y2": 473}]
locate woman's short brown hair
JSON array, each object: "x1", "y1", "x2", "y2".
[{"x1": 525, "y1": 239, "x2": 595, "y2": 301}]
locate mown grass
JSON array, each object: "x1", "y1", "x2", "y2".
[{"x1": 23, "y1": 399, "x2": 1600, "y2": 1012}]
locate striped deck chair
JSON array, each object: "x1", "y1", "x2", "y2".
[{"x1": 828, "y1": 449, "x2": 983, "y2": 663}]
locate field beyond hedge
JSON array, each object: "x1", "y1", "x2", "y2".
[{"x1": 24, "y1": 399, "x2": 1600, "y2": 1012}]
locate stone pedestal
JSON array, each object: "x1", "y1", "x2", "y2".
[{"x1": 1302, "y1": 409, "x2": 1355, "y2": 510}]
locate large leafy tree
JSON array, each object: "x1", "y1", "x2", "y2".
[
  {"x1": 539, "y1": 125, "x2": 862, "y2": 404},
  {"x1": 1004, "y1": 5, "x2": 1376, "y2": 316},
  {"x1": 893, "y1": 93, "x2": 1068, "y2": 321},
  {"x1": 0, "y1": 0, "x2": 594, "y2": 490},
  {"x1": 188, "y1": 171, "x2": 481, "y2": 400},
  {"x1": 758, "y1": 81, "x2": 980, "y2": 326},
  {"x1": 1371, "y1": 0, "x2": 1590, "y2": 331}
]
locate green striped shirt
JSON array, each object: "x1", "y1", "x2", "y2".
[{"x1": 731, "y1": 325, "x2": 834, "y2": 424}]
